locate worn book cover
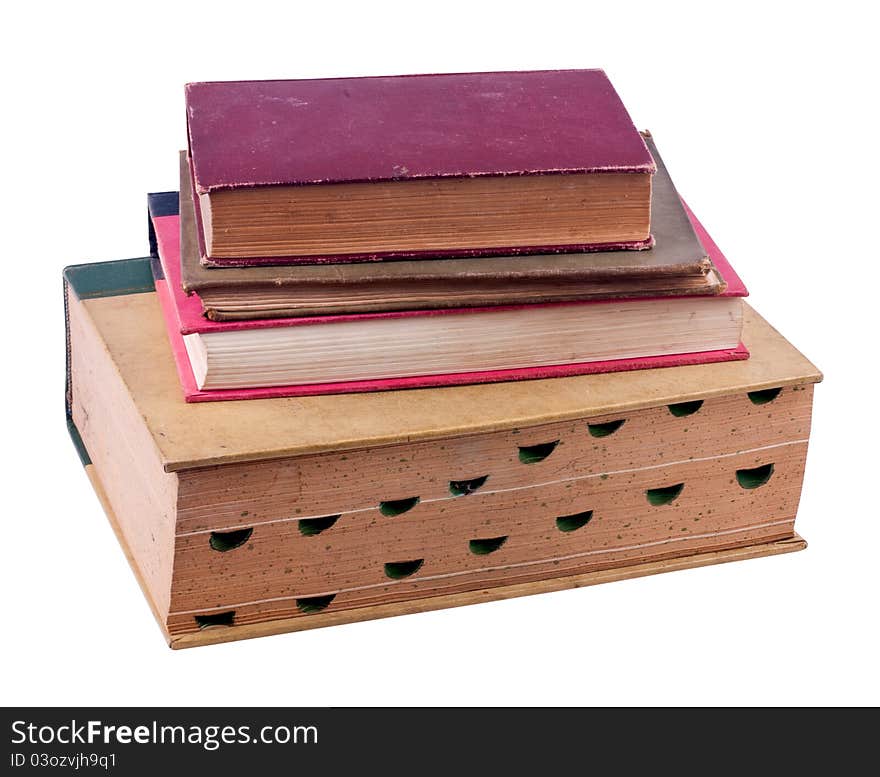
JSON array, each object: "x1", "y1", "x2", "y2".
[{"x1": 187, "y1": 70, "x2": 654, "y2": 192}]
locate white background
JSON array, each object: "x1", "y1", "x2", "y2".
[{"x1": 3, "y1": 0, "x2": 878, "y2": 706}]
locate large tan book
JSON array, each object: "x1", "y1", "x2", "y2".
[{"x1": 64, "y1": 259, "x2": 821, "y2": 648}]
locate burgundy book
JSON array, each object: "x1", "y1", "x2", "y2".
[{"x1": 185, "y1": 69, "x2": 656, "y2": 265}]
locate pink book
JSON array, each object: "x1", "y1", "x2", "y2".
[{"x1": 150, "y1": 203, "x2": 748, "y2": 403}]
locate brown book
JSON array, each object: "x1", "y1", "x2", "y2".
[
  {"x1": 65, "y1": 257, "x2": 821, "y2": 647},
  {"x1": 186, "y1": 71, "x2": 655, "y2": 264},
  {"x1": 180, "y1": 135, "x2": 721, "y2": 320}
]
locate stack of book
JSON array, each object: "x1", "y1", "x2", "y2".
[{"x1": 65, "y1": 70, "x2": 821, "y2": 648}]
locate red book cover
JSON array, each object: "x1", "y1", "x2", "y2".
[
  {"x1": 150, "y1": 202, "x2": 748, "y2": 402},
  {"x1": 186, "y1": 70, "x2": 654, "y2": 192}
]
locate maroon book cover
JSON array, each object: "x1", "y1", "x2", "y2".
[{"x1": 186, "y1": 69, "x2": 655, "y2": 192}]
